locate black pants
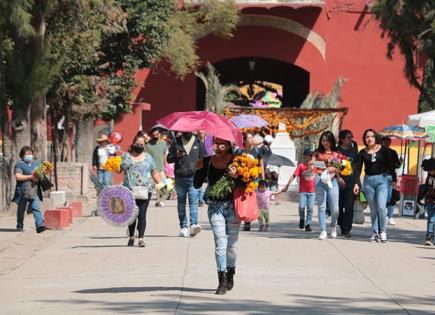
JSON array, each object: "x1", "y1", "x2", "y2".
[
  {"x1": 338, "y1": 187, "x2": 355, "y2": 234},
  {"x1": 129, "y1": 197, "x2": 151, "y2": 238}
]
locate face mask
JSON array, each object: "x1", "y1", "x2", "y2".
[
  {"x1": 132, "y1": 144, "x2": 144, "y2": 153},
  {"x1": 182, "y1": 133, "x2": 192, "y2": 140},
  {"x1": 23, "y1": 155, "x2": 33, "y2": 163}
]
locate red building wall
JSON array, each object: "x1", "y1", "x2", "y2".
[{"x1": 134, "y1": 1, "x2": 419, "y2": 142}]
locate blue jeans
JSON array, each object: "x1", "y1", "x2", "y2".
[
  {"x1": 299, "y1": 192, "x2": 315, "y2": 225},
  {"x1": 387, "y1": 175, "x2": 395, "y2": 218},
  {"x1": 198, "y1": 188, "x2": 205, "y2": 204},
  {"x1": 97, "y1": 169, "x2": 112, "y2": 187},
  {"x1": 316, "y1": 177, "x2": 339, "y2": 232},
  {"x1": 175, "y1": 176, "x2": 198, "y2": 228},
  {"x1": 426, "y1": 203, "x2": 435, "y2": 238},
  {"x1": 363, "y1": 174, "x2": 389, "y2": 234},
  {"x1": 208, "y1": 200, "x2": 241, "y2": 272},
  {"x1": 17, "y1": 196, "x2": 44, "y2": 229}
]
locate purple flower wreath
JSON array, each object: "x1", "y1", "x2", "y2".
[{"x1": 97, "y1": 185, "x2": 139, "y2": 227}]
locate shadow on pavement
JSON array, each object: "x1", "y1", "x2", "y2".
[
  {"x1": 70, "y1": 245, "x2": 127, "y2": 249},
  {"x1": 0, "y1": 228, "x2": 20, "y2": 232},
  {"x1": 39, "y1": 293, "x2": 435, "y2": 314},
  {"x1": 74, "y1": 286, "x2": 214, "y2": 294}
]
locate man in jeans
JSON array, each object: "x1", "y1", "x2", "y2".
[
  {"x1": 167, "y1": 132, "x2": 202, "y2": 237},
  {"x1": 381, "y1": 136, "x2": 402, "y2": 226},
  {"x1": 147, "y1": 127, "x2": 168, "y2": 207}
]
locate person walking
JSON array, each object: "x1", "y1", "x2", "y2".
[
  {"x1": 336, "y1": 130, "x2": 359, "y2": 237},
  {"x1": 282, "y1": 148, "x2": 316, "y2": 232},
  {"x1": 146, "y1": 127, "x2": 168, "y2": 207},
  {"x1": 235, "y1": 133, "x2": 264, "y2": 231},
  {"x1": 12, "y1": 146, "x2": 48, "y2": 233},
  {"x1": 121, "y1": 132, "x2": 162, "y2": 247},
  {"x1": 420, "y1": 158, "x2": 435, "y2": 246},
  {"x1": 167, "y1": 132, "x2": 202, "y2": 237},
  {"x1": 380, "y1": 136, "x2": 402, "y2": 226},
  {"x1": 92, "y1": 134, "x2": 116, "y2": 187},
  {"x1": 353, "y1": 129, "x2": 397, "y2": 243},
  {"x1": 256, "y1": 179, "x2": 282, "y2": 232},
  {"x1": 313, "y1": 131, "x2": 341, "y2": 240},
  {"x1": 194, "y1": 138, "x2": 240, "y2": 295}
]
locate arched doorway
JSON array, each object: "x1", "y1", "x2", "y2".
[{"x1": 196, "y1": 57, "x2": 310, "y2": 110}]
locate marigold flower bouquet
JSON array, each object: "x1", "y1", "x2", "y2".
[
  {"x1": 33, "y1": 161, "x2": 54, "y2": 191},
  {"x1": 102, "y1": 156, "x2": 122, "y2": 172},
  {"x1": 208, "y1": 153, "x2": 260, "y2": 199}
]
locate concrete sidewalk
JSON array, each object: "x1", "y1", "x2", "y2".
[{"x1": 0, "y1": 200, "x2": 433, "y2": 314}]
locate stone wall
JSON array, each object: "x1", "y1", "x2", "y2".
[{"x1": 56, "y1": 162, "x2": 89, "y2": 196}]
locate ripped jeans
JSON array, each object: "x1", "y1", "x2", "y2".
[{"x1": 207, "y1": 200, "x2": 241, "y2": 272}]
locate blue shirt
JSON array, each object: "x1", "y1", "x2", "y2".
[
  {"x1": 13, "y1": 159, "x2": 42, "y2": 202},
  {"x1": 121, "y1": 153, "x2": 156, "y2": 190}
]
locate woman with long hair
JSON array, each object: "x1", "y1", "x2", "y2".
[
  {"x1": 353, "y1": 129, "x2": 397, "y2": 243},
  {"x1": 194, "y1": 138, "x2": 240, "y2": 295},
  {"x1": 121, "y1": 132, "x2": 161, "y2": 247},
  {"x1": 313, "y1": 131, "x2": 341, "y2": 240},
  {"x1": 336, "y1": 130, "x2": 358, "y2": 237}
]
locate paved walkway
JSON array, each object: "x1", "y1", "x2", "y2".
[{"x1": 0, "y1": 200, "x2": 434, "y2": 314}]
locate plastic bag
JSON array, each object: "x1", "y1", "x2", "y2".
[
  {"x1": 233, "y1": 188, "x2": 259, "y2": 222},
  {"x1": 353, "y1": 200, "x2": 366, "y2": 224}
]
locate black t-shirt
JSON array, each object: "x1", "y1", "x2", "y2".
[
  {"x1": 355, "y1": 146, "x2": 397, "y2": 182},
  {"x1": 336, "y1": 145, "x2": 358, "y2": 187},
  {"x1": 193, "y1": 157, "x2": 232, "y2": 201}
]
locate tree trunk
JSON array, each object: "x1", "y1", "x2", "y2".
[
  {"x1": 30, "y1": 96, "x2": 47, "y2": 160},
  {"x1": 75, "y1": 118, "x2": 94, "y2": 165},
  {"x1": 0, "y1": 41, "x2": 15, "y2": 212}
]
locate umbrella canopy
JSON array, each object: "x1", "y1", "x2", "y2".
[
  {"x1": 408, "y1": 110, "x2": 435, "y2": 127},
  {"x1": 157, "y1": 111, "x2": 243, "y2": 148},
  {"x1": 229, "y1": 114, "x2": 268, "y2": 129},
  {"x1": 267, "y1": 153, "x2": 295, "y2": 167},
  {"x1": 379, "y1": 124, "x2": 427, "y2": 140}
]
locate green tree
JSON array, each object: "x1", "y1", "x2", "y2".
[{"x1": 372, "y1": 0, "x2": 435, "y2": 112}]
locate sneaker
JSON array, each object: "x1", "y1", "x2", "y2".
[
  {"x1": 423, "y1": 238, "x2": 434, "y2": 246},
  {"x1": 179, "y1": 227, "x2": 190, "y2": 237},
  {"x1": 127, "y1": 237, "x2": 135, "y2": 247},
  {"x1": 264, "y1": 224, "x2": 270, "y2": 232},
  {"x1": 190, "y1": 224, "x2": 202, "y2": 237},
  {"x1": 387, "y1": 218, "x2": 396, "y2": 226},
  {"x1": 155, "y1": 201, "x2": 165, "y2": 207},
  {"x1": 369, "y1": 233, "x2": 378, "y2": 242},
  {"x1": 243, "y1": 222, "x2": 251, "y2": 231},
  {"x1": 138, "y1": 238, "x2": 145, "y2": 247},
  {"x1": 380, "y1": 232, "x2": 388, "y2": 243},
  {"x1": 305, "y1": 224, "x2": 312, "y2": 232},
  {"x1": 36, "y1": 226, "x2": 48, "y2": 234},
  {"x1": 258, "y1": 224, "x2": 265, "y2": 232},
  {"x1": 318, "y1": 231, "x2": 327, "y2": 240},
  {"x1": 299, "y1": 219, "x2": 305, "y2": 230},
  {"x1": 16, "y1": 227, "x2": 24, "y2": 232},
  {"x1": 344, "y1": 232, "x2": 352, "y2": 238},
  {"x1": 329, "y1": 226, "x2": 337, "y2": 238}
]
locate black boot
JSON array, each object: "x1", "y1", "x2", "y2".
[
  {"x1": 227, "y1": 267, "x2": 235, "y2": 291},
  {"x1": 215, "y1": 271, "x2": 227, "y2": 295}
]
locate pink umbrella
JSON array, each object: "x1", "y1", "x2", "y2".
[{"x1": 158, "y1": 111, "x2": 243, "y2": 148}]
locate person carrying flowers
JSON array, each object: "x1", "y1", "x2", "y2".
[
  {"x1": 12, "y1": 146, "x2": 52, "y2": 233},
  {"x1": 193, "y1": 138, "x2": 241, "y2": 295}
]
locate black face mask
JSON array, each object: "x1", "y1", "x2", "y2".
[
  {"x1": 132, "y1": 144, "x2": 145, "y2": 153},
  {"x1": 182, "y1": 133, "x2": 192, "y2": 140}
]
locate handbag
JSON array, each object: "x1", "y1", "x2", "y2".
[
  {"x1": 233, "y1": 187, "x2": 259, "y2": 222},
  {"x1": 126, "y1": 172, "x2": 149, "y2": 200}
]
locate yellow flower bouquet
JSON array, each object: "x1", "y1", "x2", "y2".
[
  {"x1": 102, "y1": 156, "x2": 121, "y2": 172},
  {"x1": 208, "y1": 153, "x2": 261, "y2": 199},
  {"x1": 33, "y1": 160, "x2": 54, "y2": 177}
]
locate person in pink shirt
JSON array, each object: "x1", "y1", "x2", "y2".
[
  {"x1": 257, "y1": 180, "x2": 282, "y2": 232},
  {"x1": 282, "y1": 148, "x2": 316, "y2": 232}
]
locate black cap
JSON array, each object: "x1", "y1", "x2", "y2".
[{"x1": 303, "y1": 148, "x2": 314, "y2": 156}]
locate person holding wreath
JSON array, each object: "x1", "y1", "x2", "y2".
[{"x1": 121, "y1": 132, "x2": 162, "y2": 247}]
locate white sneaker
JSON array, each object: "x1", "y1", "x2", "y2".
[
  {"x1": 318, "y1": 231, "x2": 327, "y2": 240},
  {"x1": 380, "y1": 232, "x2": 388, "y2": 243},
  {"x1": 179, "y1": 227, "x2": 189, "y2": 237},
  {"x1": 329, "y1": 226, "x2": 337, "y2": 238},
  {"x1": 190, "y1": 224, "x2": 202, "y2": 237},
  {"x1": 387, "y1": 218, "x2": 396, "y2": 226},
  {"x1": 369, "y1": 232, "x2": 378, "y2": 242}
]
